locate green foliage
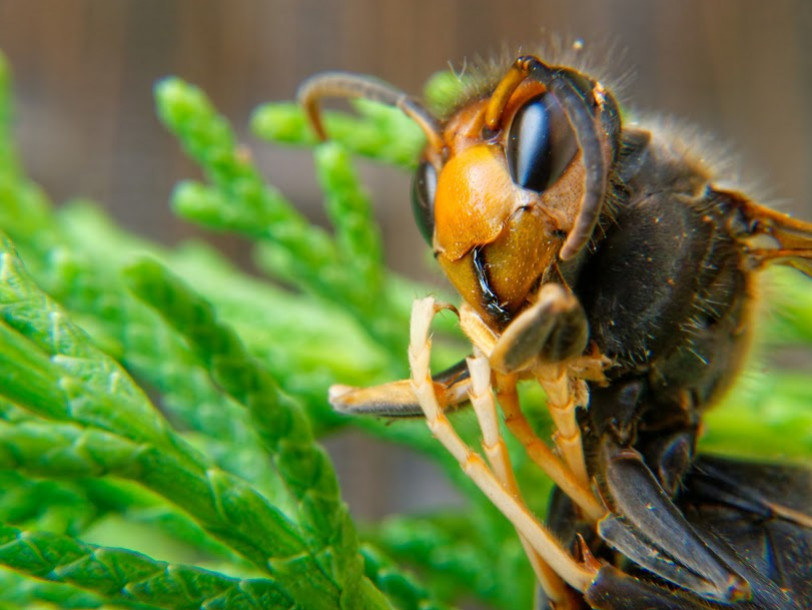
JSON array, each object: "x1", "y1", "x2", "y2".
[{"x1": 0, "y1": 49, "x2": 809, "y2": 610}]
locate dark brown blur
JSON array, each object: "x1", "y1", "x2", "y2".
[{"x1": 1, "y1": 0, "x2": 810, "y2": 519}]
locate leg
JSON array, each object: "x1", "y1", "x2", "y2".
[
  {"x1": 490, "y1": 283, "x2": 588, "y2": 374},
  {"x1": 534, "y1": 365, "x2": 591, "y2": 492},
  {"x1": 496, "y1": 377, "x2": 604, "y2": 522},
  {"x1": 329, "y1": 359, "x2": 471, "y2": 417},
  {"x1": 489, "y1": 283, "x2": 592, "y2": 487},
  {"x1": 467, "y1": 351, "x2": 581, "y2": 608},
  {"x1": 459, "y1": 300, "x2": 604, "y2": 521},
  {"x1": 409, "y1": 297, "x2": 597, "y2": 595},
  {"x1": 538, "y1": 488, "x2": 725, "y2": 610}
]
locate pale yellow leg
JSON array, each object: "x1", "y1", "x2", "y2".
[
  {"x1": 409, "y1": 298, "x2": 596, "y2": 595},
  {"x1": 459, "y1": 303, "x2": 602, "y2": 522},
  {"x1": 467, "y1": 352, "x2": 574, "y2": 607},
  {"x1": 536, "y1": 366, "x2": 590, "y2": 490},
  {"x1": 496, "y1": 379, "x2": 605, "y2": 522}
]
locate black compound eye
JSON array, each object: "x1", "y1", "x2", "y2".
[
  {"x1": 411, "y1": 161, "x2": 437, "y2": 244},
  {"x1": 506, "y1": 93, "x2": 579, "y2": 193}
]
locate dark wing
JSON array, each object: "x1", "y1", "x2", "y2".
[
  {"x1": 679, "y1": 455, "x2": 812, "y2": 609},
  {"x1": 537, "y1": 454, "x2": 812, "y2": 609}
]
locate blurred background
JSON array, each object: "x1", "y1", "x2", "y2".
[{"x1": 0, "y1": 0, "x2": 810, "y2": 519}]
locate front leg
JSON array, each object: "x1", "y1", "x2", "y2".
[
  {"x1": 330, "y1": 359, "x2": 471, "y2": 417},
  {"x1": 459, "y1": 295, "x2": 605, "y2": 508},
  {"x1": 490, "y1": 282, "x2": 588, "y2": 374},
  {"x1": 491, "y1": 282, "x2": 597, "y2": 489},
  {"x1": 409, "y1": 297, "x2": 598, "y2": 604}
]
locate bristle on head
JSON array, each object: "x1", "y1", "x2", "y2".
[{"x1": 427, "y1": 36, "x2": 629, "y2": 121}]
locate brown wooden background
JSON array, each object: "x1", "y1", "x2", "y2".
[{"x1": 0, "y1": 0, "x2": 810, "y2": 520}]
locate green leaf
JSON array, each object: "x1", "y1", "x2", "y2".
[
  {"x1": 315, "y1": 142, "x2": 384, "y2": 297},
  {"x1": 0, "y1": 524, "x2": 297, "y2": 609},
  {"x1": 124, "y1": 258, "x2": 390, "y2": 610},
  {"x1": 155, "y1": 78, "x2": 336, "y2": 269},
  {"x1": 251, "y1": 100, "x2": 424, "y2": 168}
]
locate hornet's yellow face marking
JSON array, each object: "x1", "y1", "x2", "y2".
[{"x1": 430, "y1": 83, "x2": 587, "y2": 323}]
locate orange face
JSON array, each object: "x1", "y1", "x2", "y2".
[{"x1": 416, "y1": 82, "x2": 591, "y2": 326}]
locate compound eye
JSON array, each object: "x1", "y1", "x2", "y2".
[
  {"x1": 506, "y1": 93, "x2": 579, "y2": 193},
  {"x1": 411, "y1": 160, "x2": 437, "y2": 244}
]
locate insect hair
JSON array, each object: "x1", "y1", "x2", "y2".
[{"x1": 430, "y1": 34, "x2": 632, "y2": 122}]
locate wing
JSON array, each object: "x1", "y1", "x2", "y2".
[
  {"x1": 537, "y1": 455, "x2": 812, "y2": 609},
  {"x1": 725, "y1": 190, "x2": 812, "y2": 277},
  {"x1": 679, "y1": 455, "x2": 812, "y2": 608}
]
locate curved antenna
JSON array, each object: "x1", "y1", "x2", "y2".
[
  {"x1": 485, "y1": 56, "x2": 608, "y2": 261},
  {"x1": 297, "y1": 71, "x2": 445, "y2": 155}
]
